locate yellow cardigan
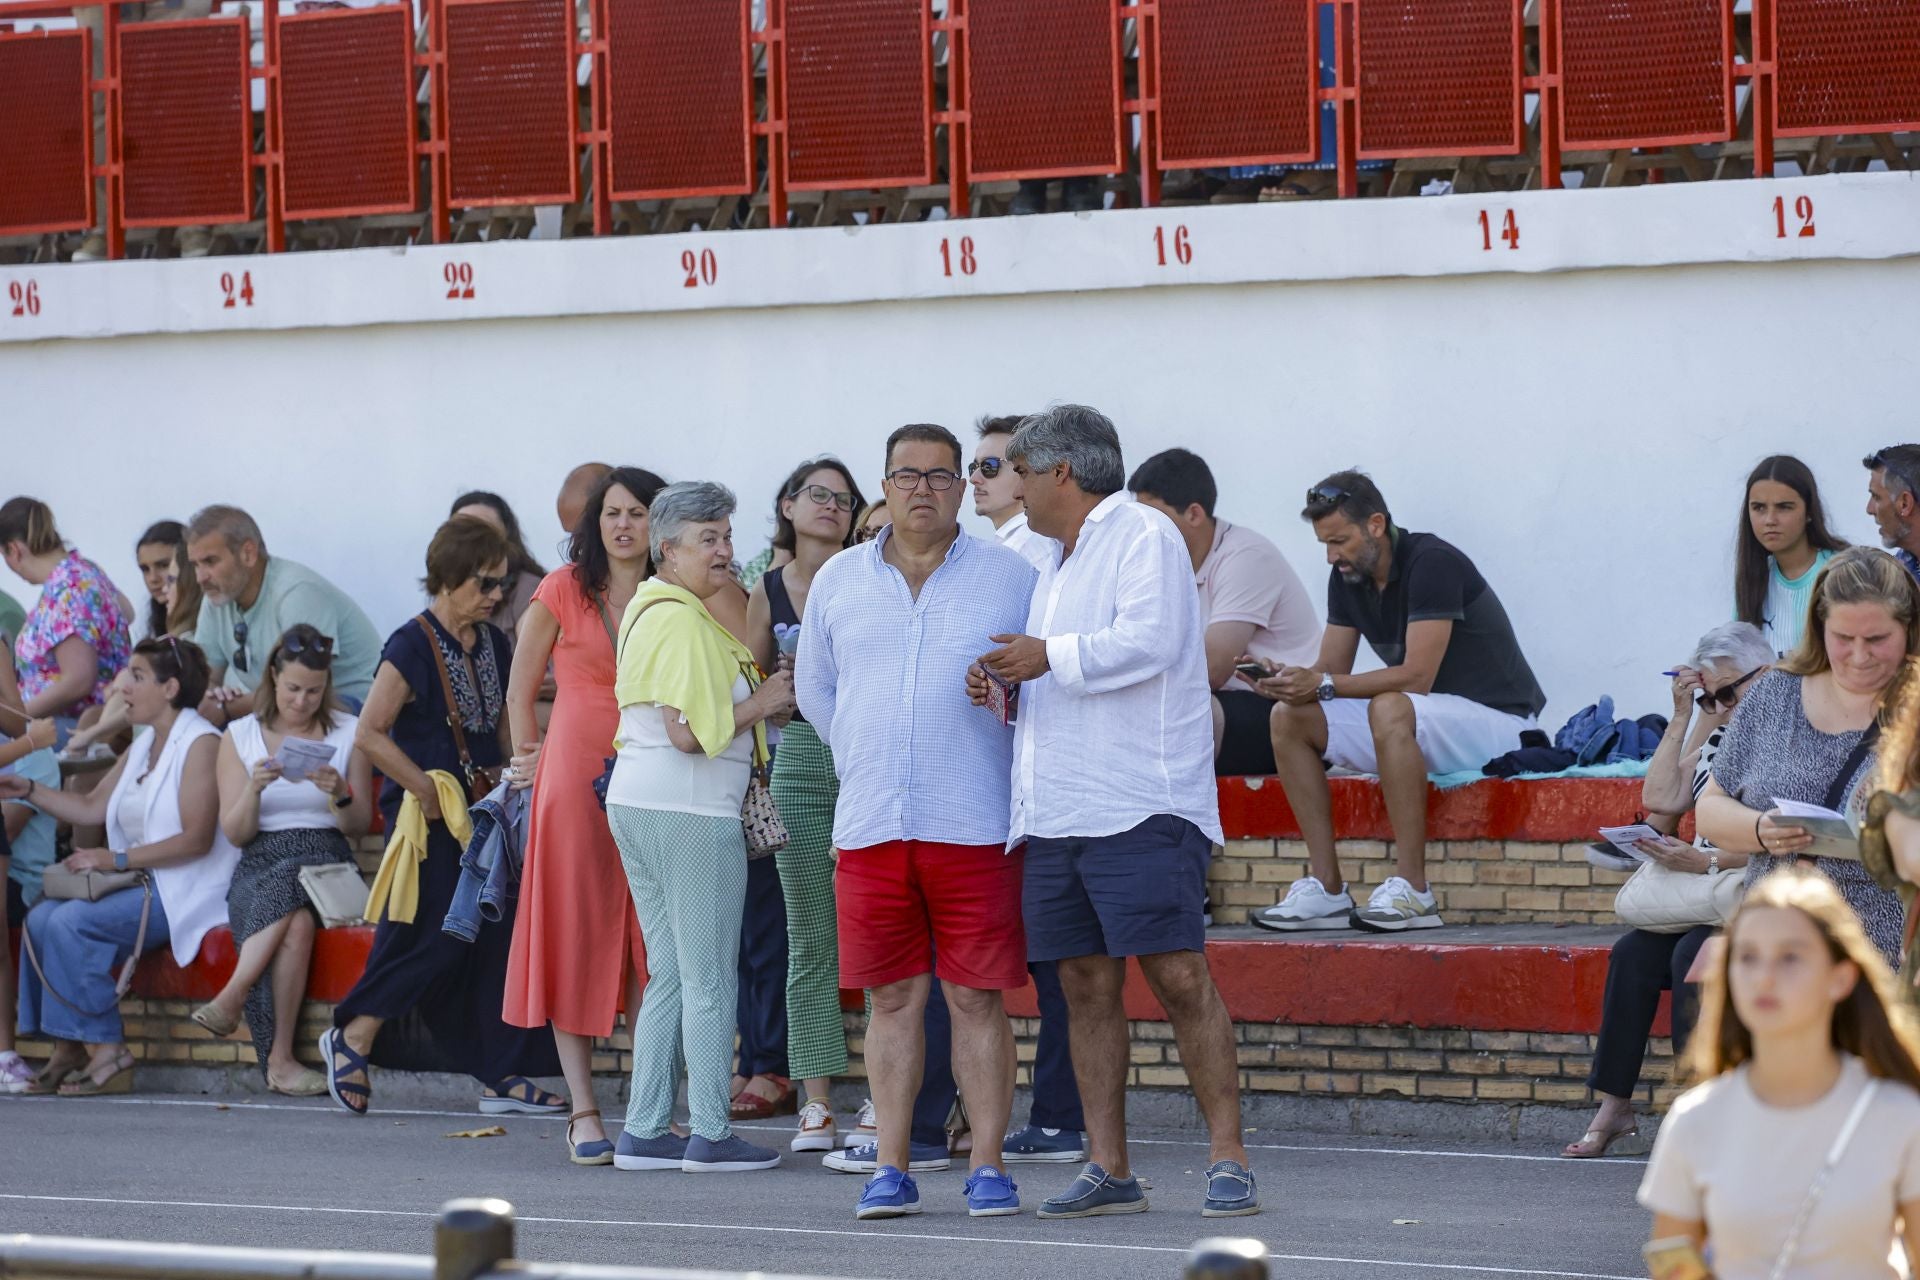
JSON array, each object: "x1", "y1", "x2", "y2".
[
  {"x1": 613, "y1": 580, "x2": 765, "y2": 762},
  {"x1": 365, "y1": 770, "x2": 472, "y2": 924}
]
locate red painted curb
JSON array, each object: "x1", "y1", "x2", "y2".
[{"x1": 1217, "y1": 776, "x2": 1651, "y2": 844}]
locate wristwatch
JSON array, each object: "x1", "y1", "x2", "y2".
[
  {"x1": 333, "y1": 784, "x2": 354, "y2": 811},
  {"x1": 113, "y1": 849, "x2": 130, "y2": 872},
  {"x1": 1316, "y1": 672, "x2": 1337, "y2": 702},
  {"x1": 1707, "y1": 851, "x2": 1719, "y2": 875}
]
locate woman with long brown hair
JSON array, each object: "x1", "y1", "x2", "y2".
[
  {"x1": 1734, "y1": 455, "x2": 1849, "y2": 658},
  {"x1": 1641, "y1": 870, "x2": 1920, "y2": 1277}
]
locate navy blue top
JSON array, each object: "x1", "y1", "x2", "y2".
[{"x1": 377, "y1": 611, "x2": 510, "y2": 817}]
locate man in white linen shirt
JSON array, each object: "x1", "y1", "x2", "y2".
[
  {"x1": 796, "y1": 423, "x2": 1038, "y2": 1222},
  {"x1": 973, "y1": 405, "x2": 1258, "y2": 1221}
]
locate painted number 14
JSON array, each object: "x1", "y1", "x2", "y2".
[{"x1": 1478, "y1": 209, "x2": 1519, "y2": 251}]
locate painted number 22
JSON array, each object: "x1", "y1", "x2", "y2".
[
  {"x1": 1153, "y1": 225, "x2": 1193, "y2": 266},
  {"x1": 939, "y1": 236, "x2": 977, "y2": 277},
  {"x1": 444, "y1": 261, "x2": 475, "y2": 300},
  {"x1": 1478, "y1": 209, "x2": 1520, "y2": 251},
  {"x1": 7, "y1": 280, "x2": 39, "y2": 317},
  {"x1": 1773, "y1": 195, "x2": 1816, "y2": 239}
]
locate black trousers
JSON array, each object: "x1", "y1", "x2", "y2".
[
  {"x1": 735, "y1": 853, "x2": 790, "y2": 1078},
  {"x1": 1588, "y1": 925, "x2": 1714, "y2": 1099}
]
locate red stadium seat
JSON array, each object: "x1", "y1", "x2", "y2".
[
  {"x1": 1556, "y1": 0, "x2": 1732, "y2": 150},
  {"x1": 275, "y1": 5, "x2": 418, "y2": 220},
  {"x1": 605, "y1": 0, "x2": 753, "y2": 199},
  {"x1": 117, "y1": 17, "x2": 253, "y2": 226},
  {"x1": 1154, "y1": 0, "x2": 1318, "y2": 170},
  {"x1": 1354, "y1": 0, "x2": 1522, "y2": 158},
  {"x1": 442, "y1": 0, "x2": 578, "y2": 207},
  {"x1": 780, "y1": 0, "x2": 933, "y2": 191},
  {"x1": 0, "y1": 29, "x2": 93, "y2": 235},
  {"x1": 1772, "y1": 0, "x2": 1920, "y2": 138},
  {"x1": 963, "y1": 0, "x2": 1122, "y2": 181}
]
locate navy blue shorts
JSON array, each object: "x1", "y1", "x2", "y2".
[{"x1": 1022, "y1": 814, "x2": 1211, "y2": 962}]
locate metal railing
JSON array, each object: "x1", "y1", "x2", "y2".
[{"x1": 0, "y1": 1199, "x2": 1273, "y2": 1280}]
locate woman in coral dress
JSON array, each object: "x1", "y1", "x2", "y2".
[{"x1": 505, "y1": 465, "x2": 665, "y2": 1163}]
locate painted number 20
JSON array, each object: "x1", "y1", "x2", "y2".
[
  {"x1": 7, "y1": 280, "x2": 39, "y2": 317},
  {"x1": 1773, "y1": 195, "x2": 1816, "y2": 239},
  {"x1": 939, "y1": 236, "x2": 977, "y2": 277},
  {"x1": 1478, "y1": 209, "x2": 1520, "y2": 251},
  {"x1": 681, "y1": 248, "x2": 718, "y2": 288}
]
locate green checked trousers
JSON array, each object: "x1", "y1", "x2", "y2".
[{"x1": 770, "y1": 721, "x2": 849, "y2": 1081}]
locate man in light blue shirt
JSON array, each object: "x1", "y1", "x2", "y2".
[{"x1": 796, "y1": 423, "x2": 1037, "y2": 1222}]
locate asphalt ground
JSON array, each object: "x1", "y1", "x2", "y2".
[{"x1": 0, "y1": 1091, "x2": 1653, "y2": 1280}]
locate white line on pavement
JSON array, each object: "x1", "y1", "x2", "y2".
[
  {"x1": 19, "y1": 1097, "x2": 1646, "y2": 1166},
  {"x1": 0, "y1": 1193, "x2": 1638, "y2": 1279}
]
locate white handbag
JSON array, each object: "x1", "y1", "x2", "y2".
[
  {"x1": 1613, "y1": 859, "x2": 1744, "y2": 933},
  {"x1": 299, "y1": 861, "x2": 371, "y2": 927}
]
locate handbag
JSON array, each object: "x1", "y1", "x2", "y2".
[
  {"x1": 299, "y1": 861, "x2": 371, "y2": 927},
  {"x1": 415, "y1": 614, "x2": 502, "y2": 803},
  {"x1": 737, "y1": 659, "x2": 788, "y2": 860},
  {"x1": 20, "y1": 866, "x2": 153, "y2": 1018},
  {"x1": 1614, "y1": 859, "x2": 1744, "y2": 932},
  {"x1": 1768, "y1": 1079, "x2": 1879, "y2": 1280}
]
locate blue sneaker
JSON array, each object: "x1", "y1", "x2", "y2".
[
  {"x1": 855, "y1": 1166, "x2": 922, "y2": 1220},
  {"x1": 1201, "y1": 1160, "x2": 1260, "y2": 1217},
  {"x1": 963, "y1": 1166, "x2": 1021, "y2": 1217},
  {"x1": 1036, "y1": 1162, "x2": 1148, "y2": 1219},
  {"x1": 613, "y1": 1130, "x2": 688, "y2": 1171},
  {"x1": 824, "y1": 1140, "x2": 952, "y2": 1173},
  {"x1": 1003, "y1": 1125, "x2": 1086, "y2": 1163},
  {"x1": 682, "y1": 1134, "x2": 781, "y2": 1172}
]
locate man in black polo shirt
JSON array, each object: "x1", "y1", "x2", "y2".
[{"x1": 1240, "y1": 471, "x2": 1545, "y2": 933}]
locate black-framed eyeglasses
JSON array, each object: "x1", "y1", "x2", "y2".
[
  {"x1": 475, "y1": 573, "x2": 510, "y2": 596},
  {"x1": 1697, "y1": 667, "x2": 1763, "y2": 712},
  {"x1": 886, "y1": 467, "x2": 960, "y2": 493},
  {"x1": 1304, "y1": 483, "x2": 1352, "y2": 517},
  {"x1": 968, "y1": 457, "x2": 1004, "y2": 480},
  {"x1": 791, "y1": 484, "x2": 856, "y2": 512},
  {"x1": 232, "y1": 619, "x2": 250, "y2": 674}
]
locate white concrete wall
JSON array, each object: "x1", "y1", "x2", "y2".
[{"x1": 5, "y1": 180, "x2": 1917, "y2": 727}]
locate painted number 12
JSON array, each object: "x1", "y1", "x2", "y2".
[{"x1": 1773, "y1": 195, "x2": 1816, "y2": 239}]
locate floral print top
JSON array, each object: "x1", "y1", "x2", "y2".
[{"x1": 14, "y1": 551, "x2": 132, "y2": 713}]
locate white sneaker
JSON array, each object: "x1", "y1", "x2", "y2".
[
  {"x1": 791, "y1": 1099, "x2": 838, "y2": 1152},
  {"x1": 1252, "y1": 876, "x2": 1356, "y2": 932},
  {"x1": 844, "y1": 1097, "x2": 877, "y2": 1148},
  {"x1": 1350, "y1": 877, "x2": 1444, "y2": 933}
]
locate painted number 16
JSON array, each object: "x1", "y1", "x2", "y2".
[{"x1": 1153, "y1": 225, "x2": 1193, "y2": 266}]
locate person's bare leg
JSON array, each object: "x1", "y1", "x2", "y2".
[
  {"x1": 942, "y1": 981, "x2": 1013, "y2": 1173},
  {"x1": 1137, "y1": 950, "x2": 1248, "y2": 1166},
  {"x1": 207, "y1": 914, "x2": 295, "y2": 1022},
  {"x1": 1058, "y1": 954, "x2": 1130, "y2": 1178},
  {"x1": 1368, "y1": 693, "x2": 1430, "y2": 890},
  {"x1": 264, "y1": 911, "x2": 316, "y2": 1083},
  {"x1": 553, "y1": 1029, "x2": 603, "y2": 1142},
  {"x1": 866, "y1": 974, "x2": 931, "y2": 1172},
  {"x1": 1269, "y1": 702, "x2": 1341, "y2": 888}
]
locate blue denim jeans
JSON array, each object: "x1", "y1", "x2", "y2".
[{"x1": 17, "y1": 886, "x2": 171, "y2": 1044}]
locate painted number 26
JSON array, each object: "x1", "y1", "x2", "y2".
[{"x1": 7, "y1": 280, "x2": 39, "y2": 317}]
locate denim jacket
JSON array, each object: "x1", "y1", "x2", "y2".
[{"x1": 443, "y1": 780, "x2": 528, "y2": 943}]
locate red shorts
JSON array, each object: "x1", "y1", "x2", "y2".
[{"x1": 835, "y1": 841, "x2": 1027, "y2": 991}]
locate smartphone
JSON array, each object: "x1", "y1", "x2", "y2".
[
  {"x1": 1642, "y1": 1237, "x2": 1712, "y2": 1280},
  {"x1": 1235, "y1": 661, "x2": 1275, "y2": 681},
  {"x1": 983, "y1": 672, "x2": 1019, "y2": 726}
]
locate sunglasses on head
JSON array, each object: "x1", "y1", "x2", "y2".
[
  {"x1": 1304, "y1": 483, "x2": 1352, "y2": 517},
  {"x1": 1697, "y1": 667, "x2": 1763, "y2": 712},
  {"x1": 968, "y1": 457, "x2": 1004, "y2": 480},
  {"x1": 280, "y1": 631, "x2": 335, "y2": 667}
]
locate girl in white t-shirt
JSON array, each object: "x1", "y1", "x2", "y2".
[{"x1": 1640, "y1": 869, "x2": 1920, "y2": 1278}]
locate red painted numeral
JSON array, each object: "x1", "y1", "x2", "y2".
[
  {"x1": 219, "y1": 270, "x2": 254, "y2": 309},
  {"x1": 1773, "y1": 194, "x2": 1816, "y2": 239},
  {"x1": 443, "y1": 261, "x2": 475, "y2": 300},
  {"x1": 1479, "y1": 209, "x2": 1519, "y2": 251},
  {"x1": 7, "y1": 280, "x2": 39, "y2": 318},
  {"x1": 1153, "y1": 225, "x2": 1193, "y2": 267},
  {"x1": 939, "y1": 236, "x2": 977, "y2": 278},
  {"x1": 681, "y1": 247, "x2": 719, "y2": 288}
]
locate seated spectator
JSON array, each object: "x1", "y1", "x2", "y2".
[
  {"x1": 134, "y1": 521, "x2": 187, "y2": 643},
  {"x1": 66, "y1": 536, "x2": 204, "y2": 758},
  {"x1": 0, "y1": 723, "x2": 60, "y2": 1094},
  {"x1": 1128, "y1": 447, "x2": 1320, "y2": 775},
  {"x1": 320, "y1": 518, "x2": 562, "y2": 1117},
  {"x1": 185, "y1": 505, "x2": 382, "y2": 719},
  {"x1": 1865, "y1": 445, "x2": 1920, "y2": 582},
  {"x1": 450, "y1": 492, "x2": 546, "y2": 636},
  {"x1": 606, "y1": 482, "x2": 795, "y2": 1174},
  {"x1": 0, "y1": 497, "x2": 134, "y2": 743},
  {"x1": 854, "y1": 501, "x2": 891, "y2": 545},
  {"x1": 1561, "y1": 621, "x2": 1771, "y2": 1160},
  {"x1": 2, "y1": 637, "x2": 239, "y2": 1095},
  {"x1": 1697, "y1": 547, "x2": 1915, "y2": 962},
  {"x1": 1250, "y1": 471, "x2": 1545, "y2": 933},
  {"x1": 196, "y1": 624, "x2": 372, "y2": 1096},
  {"x1": 1736, "y1": 456, "x2": 1846, "y2": 657},
  {"x1": 1639, "y1": 870, "x2": 1920, "y2": 1277}
]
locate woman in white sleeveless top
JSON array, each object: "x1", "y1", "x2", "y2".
[
  {"x1": 192, "y1": 624, "x2": 372, "y2": 1095},
  {"x1": 1, "y1": 637, "x2": 237, "y2": 1095}
]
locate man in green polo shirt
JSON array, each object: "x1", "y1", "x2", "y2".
[{"x1": 186, "y1": 505, "x2": 382, "y2": 719}]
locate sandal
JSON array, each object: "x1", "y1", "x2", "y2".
[
  {"x1": 58, "y1": 1050, "x2": 134, "y2": 1096},
  {"x1": 25, "y1": 1052, "x2": 85, "y2": 1096},
  {"x1": 269, "y1": 1066, "x2": 328, "y2": 1097},
  {"x1": 1561, "y1": 1119, "x2": 1639, "y2": 1159},
  {"x1": 729, "y1": 1073, "x2": 795, "y2": 1120},
  {"x1": 567, "y1": 1108, "x2": 615, "y2": 1166},
  {"x1": 319, "y1": 1027, "x2": 372, "y2": 1116},
  {"x1": 190, "y1": 1002, "x2": 240, "y2": 1037},
  {"x1": 481, "y1": 1076, "x2": 567, "y2": 1115}
]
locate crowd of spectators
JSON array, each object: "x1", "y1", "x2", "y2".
[{"x1": 10, "y1": 431, "x2": 1920, "y2": 1251}]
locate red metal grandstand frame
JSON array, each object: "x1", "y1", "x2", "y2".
[
  {"x1": 116, "y1": 15, "x2": 253, "y2": 228},
  {"x1": 435, "y1": 0, "x2": 579, "y2": 211},
  {"x1": 271, "y1": 4, "x2": 419, "y2": 224},
  {"x1": 1770, "y1": 0, "x2": 1920, "y2": 141},
  {"x1": 958, "y1": 0, "x2": 1124, "y2": 184},
  {"x1": 599, "y1": 0, "x2": 753, "y2": 202},
  {"x1": 1150, "y1": 0, "x2": 1319, "y2": 172},
  {"x1": 1352, "y1": 0, "x2": 1525, "y2": 161},
  {"x1": 1551, "y1": 0, "x2": 1734, "y2": 152},
  {"x1": 0, "y1": 27, "x2": 94, "y2": 236}
]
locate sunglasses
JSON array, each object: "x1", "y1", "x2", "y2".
[
  {"x1": 968, "y1": 457, "x2": 1004, "y2": 480},
  {"x1": 855, "y1": 522, "x2": 885, "y2": 544},
  {"x1": 232, "y1": 619, "x2": 250, "y2": 674},
  {"x1": 280, "y1": 631, "x2": 335, "y2": 667},
  {"x1": 1304, "y1": 483, "x2": 1352, "y2": 516},
  {"x1": 1696, "y1": 667, "x2": 1763, "y2": 712},
  {"x1": 475, "y1": 573, "x2": 510, "y2": 595},
  {"x1": 886, "y1": 467, "x2": 960, "y2": 493},
  {"x1": 792, "y1": 484, "x2": 856, "y2": 513}
]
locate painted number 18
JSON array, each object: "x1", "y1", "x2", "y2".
[
  {"x1": 1478, "y1": 209, "x2": 1520, "y2": 251},
  {"x1": 939, "y1": 236, "x2": 977, "y2": 277},
  {"x1": 1773, "y1": 195, "x2": 1816, "y2": 239}
]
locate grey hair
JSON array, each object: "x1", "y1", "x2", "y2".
[
  {"x1": 185, "y1": 504, "x2": 265, "y2": 554},
  {"x1": 1690, "y1": 620, "x2": 1774, "y2": 673},
  {"x1": 649, "y1": 481, "x2": 736, "y2": 562},
  {"x1": 1005, "y1": 404, "x2": 1127, "y2": 497}
]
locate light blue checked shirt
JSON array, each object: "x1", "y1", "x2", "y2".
[{"x1": 795, "y1": 526, "x2": 1038, "y2": 851}]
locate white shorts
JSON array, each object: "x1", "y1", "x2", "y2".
[{"x1": 1320, "y1": 692, "x2": 1535, "y2": 776}]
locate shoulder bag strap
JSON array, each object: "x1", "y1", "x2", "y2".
[
  {"x1": 414, "y1": 614, "x2": 478, "y2": 788},
  {"x1": 20, "y1": 875, "x2": 153, "y2": 1019},
  {"x1": 1768, "y1": 1078, "x2": 1880, "y2": 1280},
  {"x1": 1821, "y1": 721, "x2": 1882, "y2": 814},
  {"x1": 596, "y1": 594, "x2": 619, "y2": 650}
]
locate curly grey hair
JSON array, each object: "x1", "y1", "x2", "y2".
[
  {"x1": 649, "y1": 481, "x2": 736, "y2": 563},
  {"x1": 1690, "y1": 620, "x2": 1774, "y2": 673},
  {"x1": 1006, "y1": 404, "x2": 1127, "y2": 497}
]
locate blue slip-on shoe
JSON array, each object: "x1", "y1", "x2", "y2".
[
  {"x1": 1201, "y1": 1160, "x2": 1260, "y2": 1217},
  {"x1": 1036, "y1": 1162, "x2": 1148, "y2": 1219},
  {"x1": 567, "y1": 1111, "x2": 615, "y2": 1166},
  {"x1": 683, "y1": 1134, "x2": 782, "y2": 1172},
  {"x1": 1003, "y1": 1125, "x2": 1086, "y2": 1164},
  {"x1": 963, "y1": 1166, "x2": 1021, "y2": 1217},
  {"x1": 824, "y1": 1140, "x2": 952, "y2": 1174},
  {"x1": 613, "y1": 1130, "x2": 688, "y2": 1171},
  {"x1": 855, "y1": 1166, "x2": 923, "y2": 1220}
]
